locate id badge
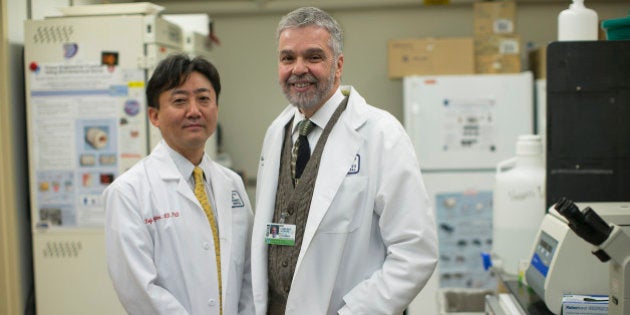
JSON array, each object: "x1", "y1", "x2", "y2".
[{"x1": 265, "y1": 223, "x2": 296, "y2": 246}]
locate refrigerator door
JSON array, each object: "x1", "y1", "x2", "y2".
[
  {"x1": 404, "y1": 72, "x2": 534, "y2": 171},
  {"x1": 409, "y1": 171, "x2": 497, "y2": 315},
  {"x1": 31, "y1": 230, "x2": 126, "y2": 315}
]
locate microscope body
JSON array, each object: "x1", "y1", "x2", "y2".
[
  {"x1": 554, "y1": 198, "x2": 630, "y2": 315},
  {"x1": 597, "y1": 225, "x2": 630, "y2": 315}
]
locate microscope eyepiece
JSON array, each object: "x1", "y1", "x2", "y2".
[
  {"x1": 554, "y1": 197, "x2": 613, "y2": 246},
  {"x1": 555, "y1": 197, "x2": 584, "y2": 224}
]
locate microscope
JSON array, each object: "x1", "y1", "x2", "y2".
[{"x1": 554, "y1": 198, "x2": 630, "y2": 315}]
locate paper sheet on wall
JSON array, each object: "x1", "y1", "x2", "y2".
[{"x1": 442, "y1": 97, "x2": 497, "y2": 152}]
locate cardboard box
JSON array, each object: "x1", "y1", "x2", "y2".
[
  {"x1": 474, "y1": 34, "x2": 521, "y2": 56},
  {"x1": 474, "y1": 1, "x2": 516, "y2": 36},
  {"x1": 528, "y1": 46, "x2": 546, "y2": 79},
  {"x1": 388, "y1": 37, "x2": 474, "y2": 78},
  {"x1": 562, "y1": 294, "x2": 608, "y2": 315},
  {"x1": 475, "y1": 54, "x2": 521, "y2": 74},
  {"x1": 474, "y1": 34, "x2": 521, "y2": 74}
]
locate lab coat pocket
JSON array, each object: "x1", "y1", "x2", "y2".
[
  {"x1": 230, "y1": 208, "x2": 250, "y2": 266},
  {"x1": 317, "y1": 176, "x2": 368, "y2": 234}
]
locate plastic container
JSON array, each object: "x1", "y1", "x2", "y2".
[
  {"x1": 438, "y1": 288, "x2": 495, "y2": 315},
  {"x1": 492, "y1": 135, "x2": 546, "y2": 276},
  {"x1": 558, "y1": 0, "x2": 599, "y2": 41},
  {"x1": 602, "y1": 10, "x2": 630, "y2": 40}
]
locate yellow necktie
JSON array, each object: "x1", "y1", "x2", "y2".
[{"x1": 193, "y1": 167, "x2": 222, "y2": 315}]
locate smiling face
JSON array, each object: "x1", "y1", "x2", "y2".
[
  {"x1": 148, "y1": 71, "x2": 218, "y2": 164},
  {"x1": 278, "y1": 25, "x2": 343, "y2": 118}
]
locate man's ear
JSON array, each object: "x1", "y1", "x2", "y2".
[
  {"x1": 148, "y1": 107, "x2": 159, "y2": 127},
  {"x1": 335, "y1": 54, "x2": 344, "y2": 81}
]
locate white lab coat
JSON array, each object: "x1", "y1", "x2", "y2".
[
  {"x1": 252, "y1": 86, "x2": 438, "y2": 315},
  {"x1": 104, "y1": 142, "x2": 255, "y2": 315}
]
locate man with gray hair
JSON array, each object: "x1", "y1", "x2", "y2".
[{"x1": 252, "y1": 7, "x2": 438, "y2": 315}]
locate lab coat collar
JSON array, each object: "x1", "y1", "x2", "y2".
[
  {"x1": 150, "y1": 141, "x2": 182, "y2": 180},
  {"x1": 291, "y1": 87, "x2": 345, "y2": 133}
]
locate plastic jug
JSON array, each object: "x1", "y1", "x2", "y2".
[
  {"x1": 558, "y1": 0, "x2": 599, "y2": 41},
  {"x1": 492, "y1": 135, "x2": 546, "y2": 276}
]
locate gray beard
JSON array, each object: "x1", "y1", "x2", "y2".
[{"x1": 283, "y1": 67, "x2": 336, "y2": 111}]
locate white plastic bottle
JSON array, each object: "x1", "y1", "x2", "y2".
[
  {"x1": 558, "y1": 0, "x2": 599, "y2": 41},
  {"x1": 492, "y1": 135, "x2": 546, "y2": 276}
]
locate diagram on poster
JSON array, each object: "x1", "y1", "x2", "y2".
[{"x1": 442, "y1": 97, "x2": 496, "y2": 152}]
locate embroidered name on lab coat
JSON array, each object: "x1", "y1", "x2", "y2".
[
  {"x1": 348, "y1": 154, "x2": 360, "y2": 174},
  {"x1": 231, "y1": 191, "x2": 245, "y2": 208},
  {"x1": 144, "y1": 211, "x2": 180, "y2": 224}
]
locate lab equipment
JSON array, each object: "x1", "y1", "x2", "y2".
[
  {"x1": 554, "y1": 198, "x2": 630, "y2": 315},
  {"x1": 546, "y1": 41, "x2": 630, "y2": 209},
  {"x1": 525, "y1": 202, "x2": 619, "y2": 314}
]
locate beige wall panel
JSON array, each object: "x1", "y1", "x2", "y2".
[
  {"x1": 0, "y1": 0, "x2": 26, "y2": 313},
  {"x1": 205, "y1": 3, "x2": 628, "y2": 181}
]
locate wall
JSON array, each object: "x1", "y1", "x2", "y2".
[
  {"x1": 197, "y1": 3, "x2": 627, "y2": 313},
  {"x1": 160, "y1": 2, "x2": 629, "y2": 183},
  {"x1": 0, "y1": 0, "x2": 31, "y2": 314}
]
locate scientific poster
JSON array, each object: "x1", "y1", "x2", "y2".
[{"x1": 30, "y1": 62, "x2": 146, "y2": 227}]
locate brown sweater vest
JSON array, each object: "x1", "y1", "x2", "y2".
[{"x1": 267, "y1": 97, "x2": 348, "y2": 315}]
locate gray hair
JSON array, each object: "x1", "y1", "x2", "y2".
[{"x1": 276, "y1": 7, "x2": 343, "y2": 58}]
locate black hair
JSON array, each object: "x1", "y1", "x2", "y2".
[{"x1": 146, "y1": 54, "x2": 221, "y2": 109}]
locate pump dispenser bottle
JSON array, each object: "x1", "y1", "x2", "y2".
[{"x1": 558, "y1": 0, "x2": 599, "y2": 41}]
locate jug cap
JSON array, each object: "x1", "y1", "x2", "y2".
[{"x1": 516, "y1": 134, "x2": 542, "y2": 156}]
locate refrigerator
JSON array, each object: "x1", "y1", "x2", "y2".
[
  {"x1": 403, "y1": 72, "x2": 533, "y2": 314},
  {"x1": 24, "y1": 3, "x2": 183, "y2": 314}
]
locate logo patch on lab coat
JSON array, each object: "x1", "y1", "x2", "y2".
[
  {"x1": 348, "y1": 154, "x2": 360, "y2": 174},
  {"x1": 231, "y1": 191, "x2": 245, "y2": 208}
]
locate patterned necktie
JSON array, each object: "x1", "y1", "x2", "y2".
[
  {"x1": 291, "y1": 119, "x2": 315, "y2": 181},
  {"x1": 193, "y1": 167, "x2": 222, "y2": 315}
]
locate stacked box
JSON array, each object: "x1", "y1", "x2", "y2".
[
  {"x1": 473, "y1": 1, "x2": 516, "y2": 36},
  {"x1": 387, "y1": 37, "x2": 475, "y2": 79},
  {"x1": 473, "y1": 1, "x2": 521, "y2": 73},
  {"x1": 474, "y1": 34, "x2": 521, "y2": 73}
]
